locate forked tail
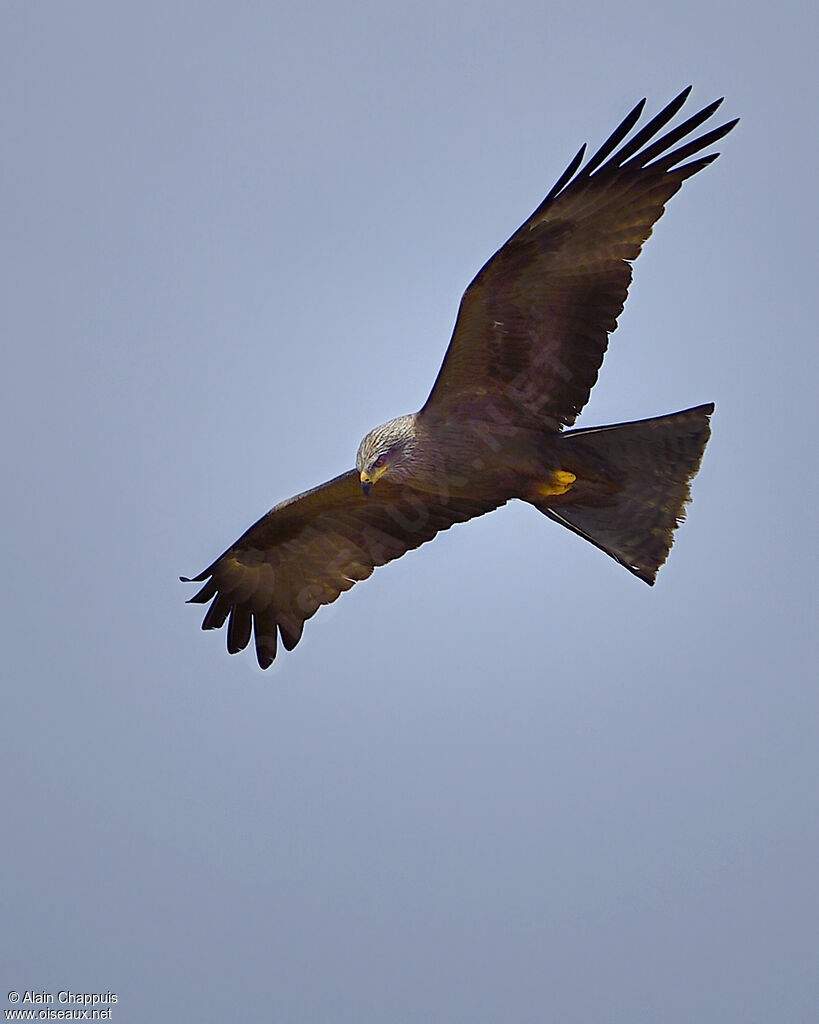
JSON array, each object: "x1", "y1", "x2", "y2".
[{"x1": 535, "y1": 404, "x2": 714, "y2": 584}]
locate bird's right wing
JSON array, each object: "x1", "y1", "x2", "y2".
[
  {"x1": 182, "y1": 470, "x2": 501, "y2": 668},
  {"x1": 421, "y1": 88, "x2": 737, "y2": 431}
]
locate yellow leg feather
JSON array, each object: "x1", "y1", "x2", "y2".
[{"x1": 534, "y1": 470, "x2": 576, "y2": 498}]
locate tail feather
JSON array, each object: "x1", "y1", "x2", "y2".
[{"x1": 535, "y1": 403, "x2": 714, "y2": 584}]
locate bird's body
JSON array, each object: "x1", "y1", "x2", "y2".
[
  {"x1": 360, "y1": 412, "x2": 583, "y2": 506},
  {"x1": 184, "y1": 89, "x2": 737, "y2": 668},
  {"x1": 359, "y1": 412, "x2": 533, "y2": 501}
]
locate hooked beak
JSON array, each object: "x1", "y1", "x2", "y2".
[{"x1": 360, "y1": 471, "x2": 373, "y2": 496}]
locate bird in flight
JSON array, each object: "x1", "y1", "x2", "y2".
[{"x1": 183, "y1": 87, "x2": 737, "y2": 669}]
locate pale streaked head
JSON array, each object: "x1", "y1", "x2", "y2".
[{"x1": 356, "y1": 414, "x2": 418, "y2": 494}]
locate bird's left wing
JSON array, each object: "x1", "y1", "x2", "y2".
[
  {"x1": 182, "y1": 470, "x2": 501, "y2": 668},
  {"x1": 421, "y1": 88, "x2": 738, "y2": 430}
]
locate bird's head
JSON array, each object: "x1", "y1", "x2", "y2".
[{"x1": 356, "y1": 415, "x2": 417, "y2": 495}]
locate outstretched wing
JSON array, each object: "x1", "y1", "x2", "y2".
[
  {"x1": 421, "y1": 88, "x2": 738, "y2": 430},
  {"x1": 182, "y1": 470, "x2": 501, "y2": 668}
]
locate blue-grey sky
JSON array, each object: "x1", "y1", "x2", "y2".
[{"x1": 3, "y1": 2, "x2": 817, "y2": 1022}]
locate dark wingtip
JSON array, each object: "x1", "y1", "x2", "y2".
[
  {"x1": 181, "y1": 571, "x2": 209, "y2": 583},
  {"x1": 256, "y1": 649, "x2": 275, "y2": 670},
  {"x1": 631, "y1": 97, "x2": 648, "y2": 120},
  {"x1": 540, "y1": 143, "x2": 587, "y2": 206}
]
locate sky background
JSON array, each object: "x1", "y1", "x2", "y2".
[{"x1": 2, "y1": 2, "x2": 817, "y2": 1022}]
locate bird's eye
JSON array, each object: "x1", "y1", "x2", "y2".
[{"x1": 373, "y1": 454, "x2": 387, "y2": 469}]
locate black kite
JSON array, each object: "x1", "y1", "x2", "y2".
[{"x1": 183, "y1": 88, "x2": 737, "y2": 668}]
